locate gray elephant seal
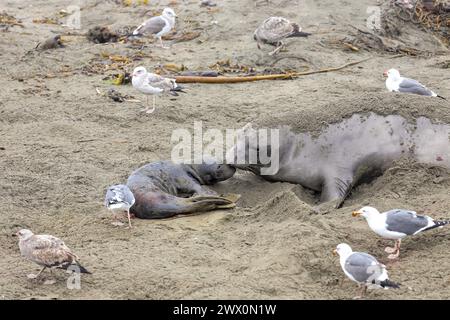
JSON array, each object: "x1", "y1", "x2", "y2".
[
  {"x1": 228, "y1": 112, "x2": 450, "y2": 208},
  {"x1": 127, "y1": 160, "x2": 239, "y2": 219}
]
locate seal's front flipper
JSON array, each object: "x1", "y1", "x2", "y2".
[
  {"x1": 321, "y1": 176, "x2": 354, "y2": 209},
  {"x1": 334, "y1": 177, "x2": 355, "y2": 209}
]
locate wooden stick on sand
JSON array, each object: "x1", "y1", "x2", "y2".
[{"x1": 174, "y1": 57, "x2": 372, "y2": 84}]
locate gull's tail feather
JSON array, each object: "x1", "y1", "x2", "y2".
[
  {"x1": 75, "y1": 263, "x2": 92, "y2": 274},
  {"x1": 377, "y1": 279, "x2": 400, "y2": 289},
  {"x1": 423, "y1": 220, "x2": 450, "y2": 232},
  {"x1": 132, "y1": 24, "x2": 144, "y2": 36},
  {"x1": 437, "y1": 95, "x2": 447, "y2": 100},
  {"x1": 289, "y1": 23, "x2": 311, "y2": 38},
  {"x1": 170, "y1": 85, "x2": 187, "y2": 95},
  {"x1": 59, "y1": 262, "x2": 92, "y2": 274}
]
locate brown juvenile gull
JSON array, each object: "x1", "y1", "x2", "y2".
[
  {"x1": 334, "y1": 243, "x2": 400, "y2": 299},
  {"x1": 16, "y1": 229, "x2": 91, "y2": 280},
  {"x1": 132, "y1": 66, "x2": 186, "y2": 113},
  {"x1": 132, "y1": 7, "x2": 177, "y2": 48},
  {"x1": 253, "y1": 16, "x2": 311, "y2": 55},
  {"x1": 353, "y1": 206, "x2": 450, "y2": 259}
]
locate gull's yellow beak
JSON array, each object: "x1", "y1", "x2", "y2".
[
  {"x1": 352, "y1": 211, "x2": 361, "y2": 217},
  {"x1": 332, "y1": 249, "x2": 337, "y2": 256}
]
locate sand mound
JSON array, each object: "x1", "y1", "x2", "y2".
[{"x1": 259, "y1": 92, "x2": 450, "y2": 133}]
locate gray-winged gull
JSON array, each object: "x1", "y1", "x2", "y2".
[
  {"x1": 353, "y1": 206, "x2": 450, "y2": 259},
  {"x1": 132, "y1": 7, "x2": 177, "y2": 48},
  {"x1": 384, "y1": 68, "x2": 446, "y2": 99},
  {"x1": 16, "y1": 229, "x2": 91, "y2": 281},
  {"x1": 105, "y1": 184, "x2": 135, "y2": 227},
  {"x1": 131, "y1": 66, "x2": 186, "y2": 114},
  {"x1": 334, "y1": 243, "x2": 400, "y2": 299},
  {"x1": 254, "y1": 16, "x2": 311, "y2": 55}
]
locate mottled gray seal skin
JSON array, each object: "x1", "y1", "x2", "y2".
[
  {"x1": 127, "y1": 160, "x2": 238, "y2": 219},
  {"x1": 228, "y1": 113, "x2": 450, "y2": 208}
]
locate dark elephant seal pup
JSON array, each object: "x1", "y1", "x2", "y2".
[
  {"x1": 127, "y1": 160, "x2": 239, "y2": 219},
  {"x1": 228, "y1": 113, "x2": 450, "y2": 208}
]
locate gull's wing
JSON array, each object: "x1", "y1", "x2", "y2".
[
  {"x1": 105, "y1": 184, "x2": 135, "y2": 207},
  {"x1": 345, "y1": 252, "x2": 385, "y2": 283},
  {"x1": 28, "y1": 235, "x2": 78, "y2": 267},
  {"x1": 255, "y1": 17, "x2": 295, "y2": 43},
  {"x1": 122, "y1": 185, "x2": 136, "y2": 206},
  {"x1": 133, "y1": 16, "x2": 167, "y2": 36},
  {"x1": 398, "y1": 78, "x2": 434, "y2": 96},
  {"x1": 385, "y1": 209, "x2": 431, "y2": 235},
  {"x1": 147, "y1": 73, "x2": 177, "y2": 91}
]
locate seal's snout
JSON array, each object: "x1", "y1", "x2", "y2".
[{"x1": 352, "y1": 211, "x2": 361, "y2": 217}]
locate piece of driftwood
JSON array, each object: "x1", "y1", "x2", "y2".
[{"x1": 174, "y1": 58, "x2": 372, "y2": 83}]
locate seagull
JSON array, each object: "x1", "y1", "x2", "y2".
[
  {"x1": 35, "y1": 35, "x2": 64, "y2": 51},
  {"x1": 131, "y1": 66, "x2": 186, "y2": 113},
  {"x1": 132, "y1": 7, "x2": 177, "y2": 48},
  {"x1": 353, "y1": 206, "x2": 450, "y2": 259},
  {"x1": 105, "y1": 184, "x2": 135, "y2": 228},
  {"x1": 333, "y1": 243, "x2": 400, "y2": 299},
  {"x1": 16, "y1": 229, "x2": 91, "y2": 281},
  {"x1": 254, "y1": 17, "x2": 311, "y2": 55},
  {"x1": 384, "y1": 68, "x2": 446, "y2": 99}
]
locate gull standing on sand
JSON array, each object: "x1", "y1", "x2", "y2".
[
  {"x1": 384, "y1": 68, "x2": 446, "y2": 99},
  {"x1": 16, "y1": 229, "x2": 91, "y2": 281},
  {"x1": 105, "y1": 184, "x2": 135, "y2": 227},
  {"x1": 254, "y1": 17, "x2": 311, "y2": 55},
  {"x1": 132, "y1": 7, "x2": 177, "y2": 48},
  {"x1": 353, "y1": 206, "x2": 450, "y2": 259},
  {"x1": 334, "y1": 243, "x2": 400, "y2": 299},
  {"x1": 132, "y1": 66, "x2": 186, "y2": 113}
]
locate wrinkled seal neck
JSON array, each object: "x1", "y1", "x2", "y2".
[{"x1": 183, "y1": 164, "x2": 205, "y2": 185}]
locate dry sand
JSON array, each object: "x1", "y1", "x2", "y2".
[{"x1": 0, "y1": 0, "x2": 449, "y2": 299}]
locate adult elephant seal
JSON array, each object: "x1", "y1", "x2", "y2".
[
  {"x1": 227, "y1": 112, "x2": 450, "y2": 208},
  {"x1": 127, "y1": 160, "x2": 239, "y2": 219}
]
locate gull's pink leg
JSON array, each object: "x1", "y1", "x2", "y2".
[
  {"x1": 28, "y1": 266, "x2": 46, "y2": 279},
  {"x1": 126, "y1": 209, "x2": 132, "y2": 228},
  {"x1": 158, "y1": 37, "x2": 169, "y2": 49},
  {"x1": 384, "y1": 240, "x2": 398, "y2": 254},
  {"x1": 145, "y1": 95, "x2": 156, "y2": 114},
  {"x1": 388, "y1": 239, "x2": 401, "y2": 260},
  {"x1": 353, "y1": 285, "x2": 367, "y2": 300},
  {"x1": 269, "y1": 44, "x2": 282, "y2": 56}
]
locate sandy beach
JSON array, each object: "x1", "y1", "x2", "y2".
[{"x1": 0, "y1": 0, "x2": 449, "y2": 299}]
